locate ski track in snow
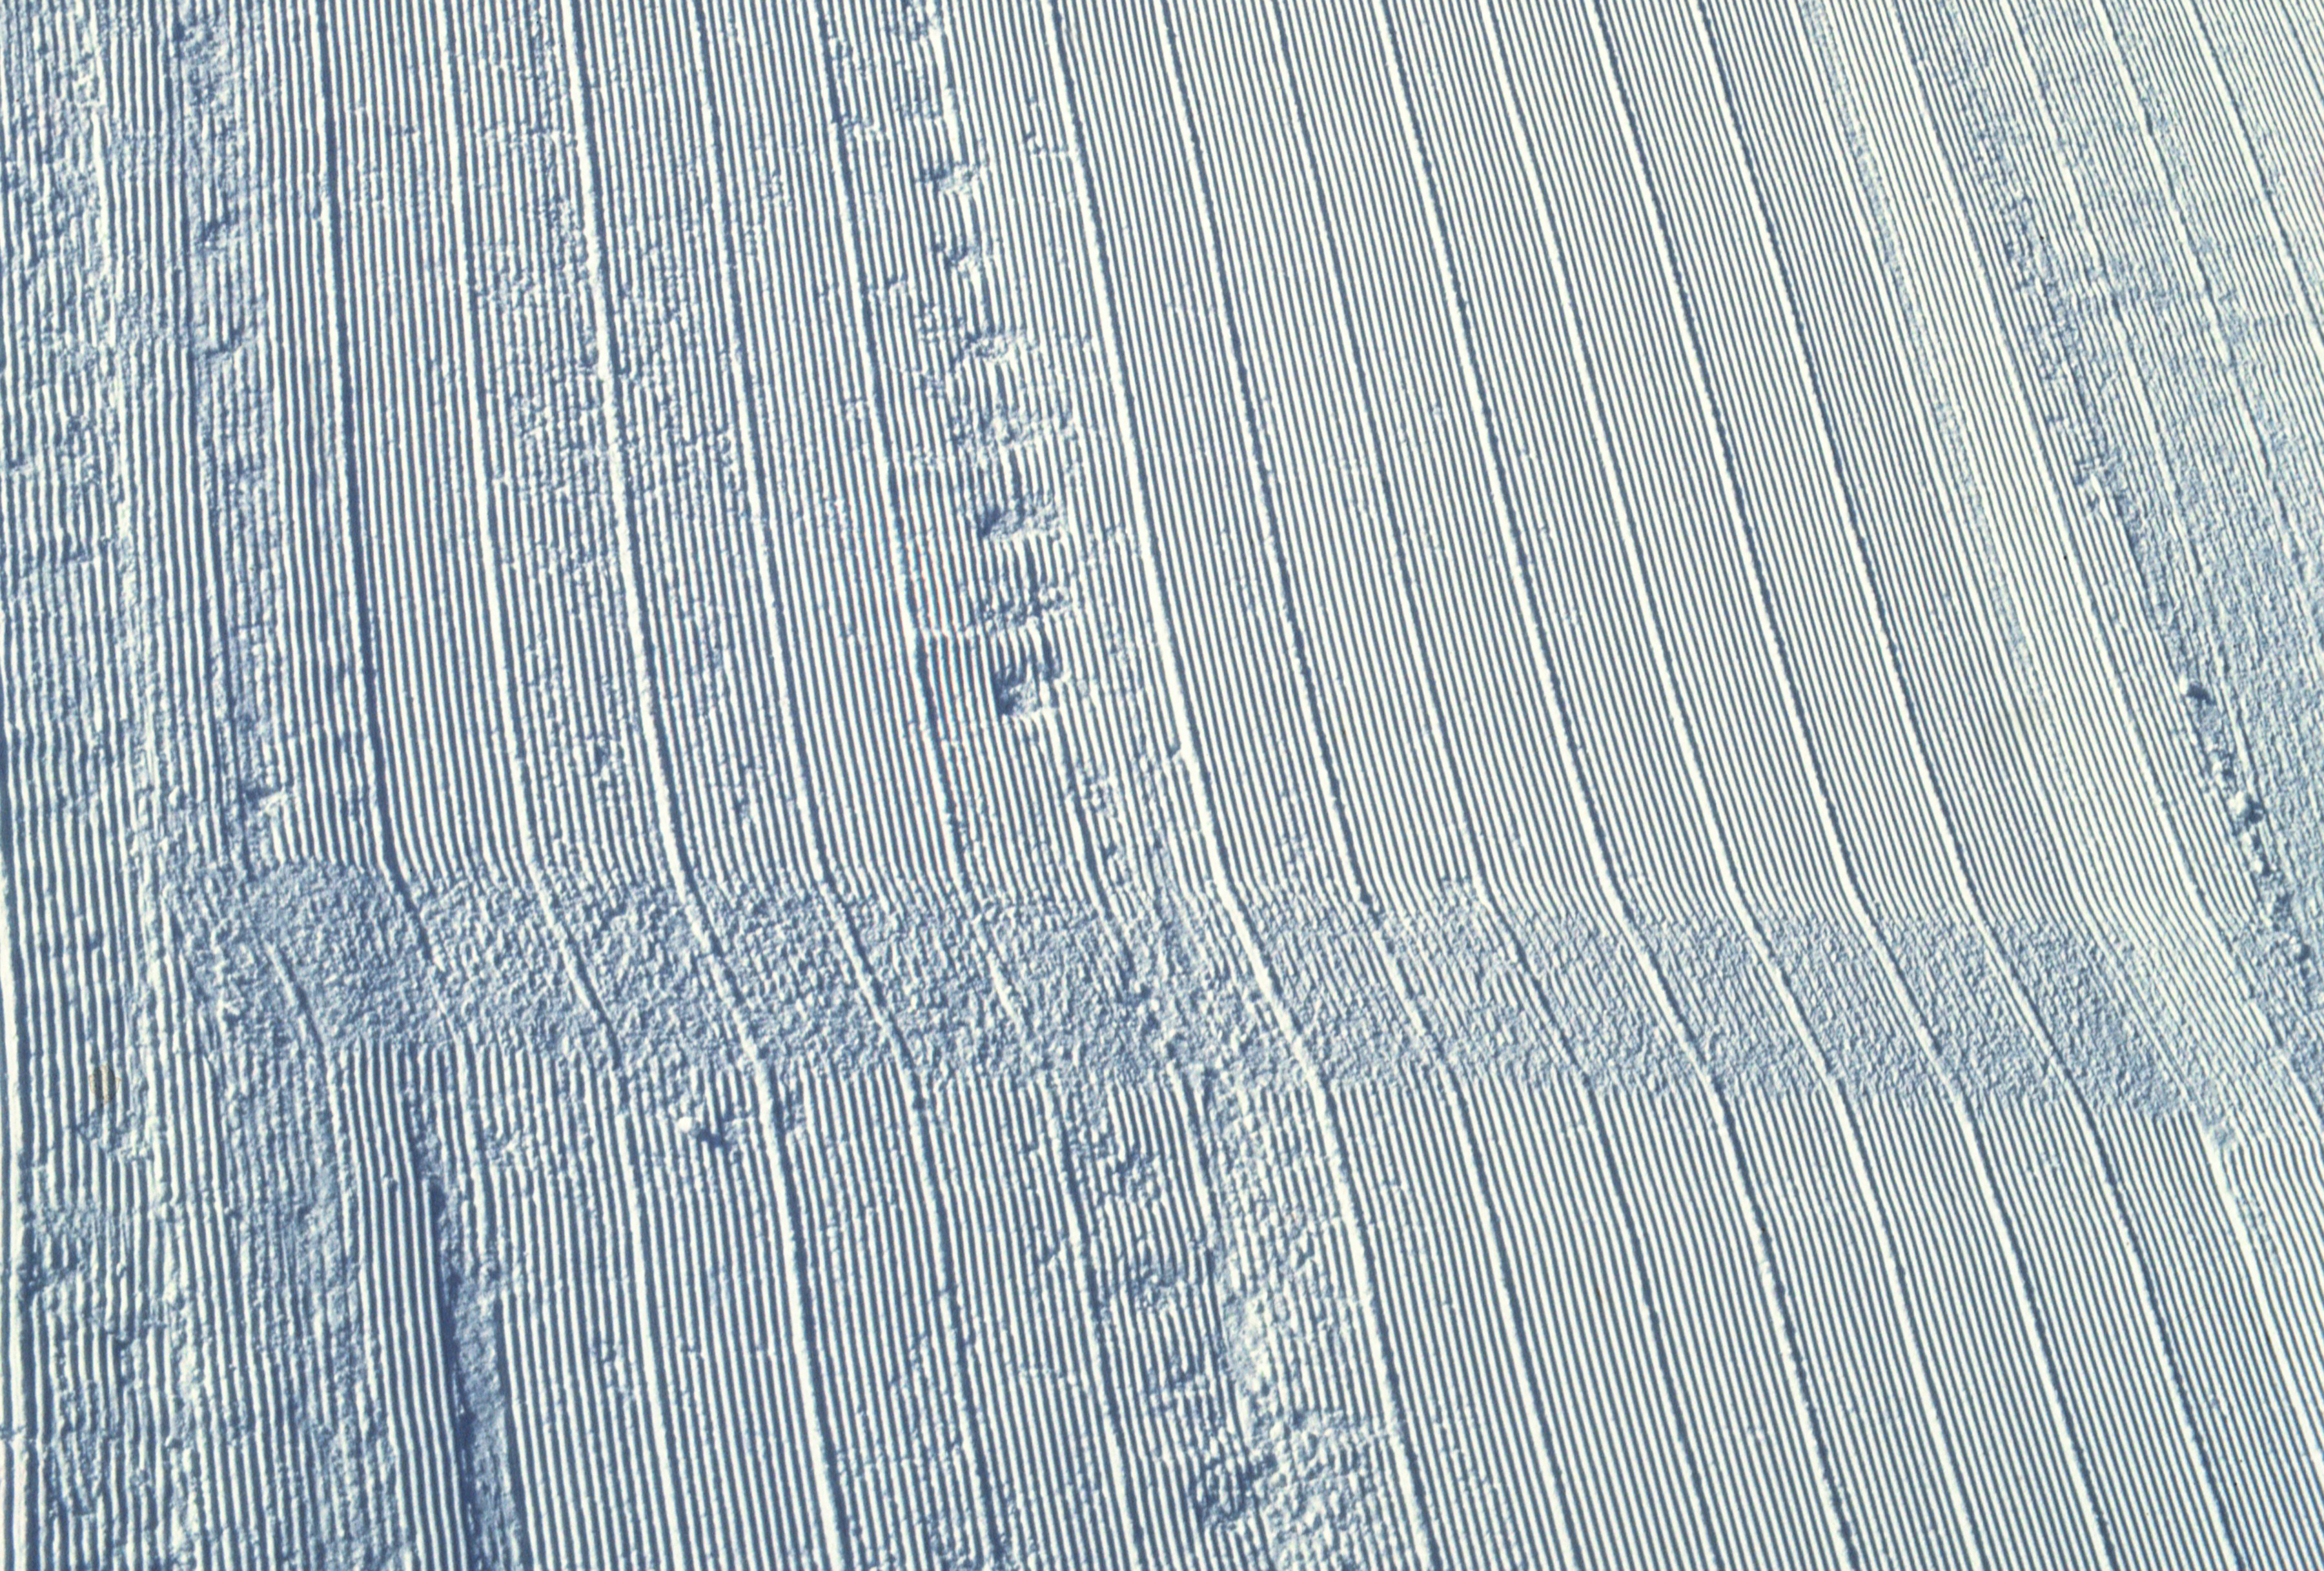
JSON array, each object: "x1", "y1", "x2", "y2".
[{"x1": 7, "y1": 0, "x2": 2324, "y2": 1563}]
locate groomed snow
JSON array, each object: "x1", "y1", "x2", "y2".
[{"x1": 7, "y1": 0, "x2": 2324, "y2": 1563}]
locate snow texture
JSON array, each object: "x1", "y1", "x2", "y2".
[{"x1": 8, "y1": 0, "x2": 2324, "y2": 1564}]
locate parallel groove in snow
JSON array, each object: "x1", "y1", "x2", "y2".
[{"x1": 8, "y1": 0, "x2": 2324, "y2": 1564}]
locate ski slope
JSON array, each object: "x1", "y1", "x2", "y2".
[{"x1": 8, "y1": 0, "x2": 2324, "y2": 1563}]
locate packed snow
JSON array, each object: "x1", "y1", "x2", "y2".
[{"x1": 8, "y1": 0, "x2": 2324, "y2": 1563}]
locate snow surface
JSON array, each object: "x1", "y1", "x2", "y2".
[{"x1": 8, "y1": 0, "x2": 2324, "y2": 1563}]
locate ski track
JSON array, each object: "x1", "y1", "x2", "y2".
[{"x1": 8, "y1": 0, "x2": 2324, "y2": 1563}]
